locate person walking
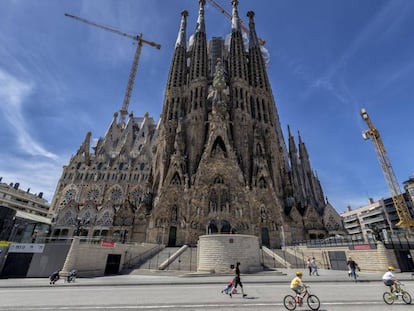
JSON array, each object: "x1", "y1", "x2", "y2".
[
  {"x1": 311, "y1": 257, "x2": 319, "y2": 276},
  {"x1": 229, "y1": 262, "x2": 247, "y2": 298},
  {"x1": 49, "y1": 269, "x2": 60, "y2": 284},
  {"x1": 306, "y1": 258, "x2": 312, "y2": 276},
  {"x1": 346, "y1": 256, "x2": 359, "y2": 282}
]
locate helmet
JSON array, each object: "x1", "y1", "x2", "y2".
[
  {"x1": 388, "y1": 266, "x2": 395, "y2": 271},
  {"x1": 296, "y1": 271, "x2": 303, "y2": 276}
]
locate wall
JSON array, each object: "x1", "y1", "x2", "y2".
[
  {"x1": 27, "y1": 243, "x2": 71, "y2": 277},
  {"x1": 287, "y1": 242, "x2": 399, "y2": 272},
  {"x1": 197, "y1": 234, "x2": 262, "y2": 273},
  {"x1": 61, "y1": 238, "x2": 162, "y2": 277}
]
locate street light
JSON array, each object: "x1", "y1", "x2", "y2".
[
  {"x1": 113, "y1": 213, "x2": 131, "y2": 244},
  {"x1": 161, "y1": 225, "x2": 165, "y2": 245},
  {"x1": 32, "y1": 229, "x2": 39, "y2": 243},
  {"x1": 75, "y1": 217, "x2": 90, "y2": 237}
]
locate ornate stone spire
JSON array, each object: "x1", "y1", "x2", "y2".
[
  {"x1": 196, "y1": 0, "x2": 206, "y2": 33},
  {"x1": 175, "y1": 10, "x2": 188, "y2": 48},
  {"x1": 231, "y1": 0, "x2": 241, "y2": 31},
  {"x1": 210, "y1": 59, "x2": 229, "y2": 116},
  {"x1": 247, "y1": 11, "x2": 260, "y2": 48}
]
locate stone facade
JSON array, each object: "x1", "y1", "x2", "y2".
[
  {"x1": 146, "y1": 1, "x2": 345, "y2": 247},
  {"x1": 48, "y1": 1, "x2": 345, "y2": 247},
  {"x1": 48, "y1": 114, "x2": 157, "y2": 242}
]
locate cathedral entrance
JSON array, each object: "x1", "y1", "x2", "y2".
[
  {"x1": 220, "y1": 220, "x2": 231, "y2": 233},
  {"x1": 167, "y1": 226, "x2": 177, "y2": 246},
  {"x1": 261, "y1": 227, "x2": 270, "y2": 247},
  {"x1": 207, "y1": 220, "x2": 232, "y2": 234},
  {"x1": 207, "y1": 220, "x2": 218, "y2": 234}
]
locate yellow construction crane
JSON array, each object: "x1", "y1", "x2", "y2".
[
  {"x1": 360, "y1": 108, "x2": 414, "y2": 228},
  {"x1": 65, "y1": 13, "x2": 161, "y2": 127},
  {"x1": 206, "y1": 0, "x2": 266, "y2": 46}
]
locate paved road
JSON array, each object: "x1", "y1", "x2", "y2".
[{"x1": 0, "y1": 269, "x2": 412, "y2": 310}]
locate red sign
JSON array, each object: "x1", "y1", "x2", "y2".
[
  {"x1": 353, "y1": 244, "x2": 372, "y2": 250},
  {"x1": 101, "y1": 241, "x2": 115, "y2": 247}
]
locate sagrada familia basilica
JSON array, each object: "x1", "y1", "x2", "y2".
[{"x1": 49, "y1": 0, "x2": 344, "y2": 248}]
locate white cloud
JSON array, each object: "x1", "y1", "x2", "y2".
[
  {"x1": 0, "y1": 68, "x2": 57, "y2": 159},
  {"x1": 0, "y1": 153, "x2": 67, "y2": 202},
  {"x1": 309, "y1": 1, "x2": 405, "y2": 104}
]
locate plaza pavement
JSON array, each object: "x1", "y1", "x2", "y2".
[{"x1": 0, "y1": 269, "x2": 412, "y2": 288}]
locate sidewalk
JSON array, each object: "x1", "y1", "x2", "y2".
[{"x1": 0, "y1": 269, "x2": 412, "y2": 288}]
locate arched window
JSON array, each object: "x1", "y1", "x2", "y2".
[
  {"x1": 259, "y1": 177, "x2": 267, "y2": 189},
  {"x1": 256, "y1": 144, "x2": 263, "y2": 156},
  {"x1": 171, "y1": 206, "x2": 178, "y2": 222},
  {"x1": 214, "y1": 176, "x2": 224, "y2": 184},
  {"x1": 171, "y1": 172, "x2": 181, "y2": 185},
  {"x1": 221, "y1": 220, "x2": 231, "y2": 233}
]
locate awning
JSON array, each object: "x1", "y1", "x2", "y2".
[{"x1": 15, "y1": 210, "x2": 51, "y2": 225}]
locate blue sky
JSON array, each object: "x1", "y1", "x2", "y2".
[{"x1": 0, "y1": 0, "x2": 413, "y2": 214}]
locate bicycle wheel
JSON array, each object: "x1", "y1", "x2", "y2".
[
  {"x1": 383, "y1": 292, "x2": 394, "y2": 305},
  {"x1": 402, "y1": 291, "x2": 412, "y2": 304},
  {"x1": 307, "y1": 294, "x2": 320, "y2": 310},
  {"x1": 283, "y1": 295, "x2": 297, "y2": 311}
]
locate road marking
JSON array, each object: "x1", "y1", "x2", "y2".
[{"x1": 0, "y1": 300, "x2": 389, "y2": 310}]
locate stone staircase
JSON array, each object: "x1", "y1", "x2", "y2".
[
  {"x1": 128, "y1": 246, "x2": 198, "y2": 273},
  {"x1": 261, "y1": 248, "x2": 288, "y2": 269},
  {"x1": 127, "y1": 246, "x2": 297, "y2": 275},
  {"x1": 260, "y1": 247, "x2": 305, "y2": 269},
  {"x1": 273, "y1": 248, "x2": 305, "y2": 269}
]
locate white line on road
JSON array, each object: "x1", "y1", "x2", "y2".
[{"x1": 0, "y1": 300, "x2": 389, "y2": 310}]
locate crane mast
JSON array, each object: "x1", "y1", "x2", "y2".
[
  {"x1": 360, "y1": 108, "x2": 414, "y2": 228},
  {"x1": 206, "y1": 0, "x2": 266, "y2": 46},
  {"x1": 64, "y1": 13, "x2": 161, "y2": 128}
]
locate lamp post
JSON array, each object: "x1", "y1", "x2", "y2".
[
  {"x1": 161, "y1": 225, "x2": 166, "y2": 245},
  {"x1": 9, "y1": 223, "x2": 20, "y2": 242},
  {"x1": 75, "y1": 217, "x2": 90, "y2": 237},
  {"x1": 32, "y1": 229, "x2": 38, "y2": 243},
  {"x1": 116, "y1": 215, "x2": 130, "y2": 244}
]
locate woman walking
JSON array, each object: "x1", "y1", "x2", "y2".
[{"x1": 230, "y1": 262, "x2": 247, "y2": 298}]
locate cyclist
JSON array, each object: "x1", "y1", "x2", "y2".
[
  {"x1": 290, "y1": 271, "x2": 305, "y2": 305},
  {"x1": 382, "y1": 266, "x2": 398, "y2": 293}
]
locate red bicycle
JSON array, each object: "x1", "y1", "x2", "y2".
[{"x1": 283, "y1": 285, "x2": 320, "y2": 310}]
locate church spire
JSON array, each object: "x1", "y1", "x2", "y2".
[
  {"x1": 247, "y1": 11, "x2": 260, "y2": 48},
  {"x1": 196, "y1": 0, "x2": 206, "y2": 33},
  {"x1": 247, "y1": 10, "x2": 268, "y2": 90},
  {"x1": 166, "y1": 9, "x2": 188, "y2": 90},
  {"x1": 175, "y1": 10, "x2": 188, "y2": 48},
  {"x1": 231, "y1": 0, "x2": 241, "y2": 31},
  {"x1": 189, "y1": 0, "x2": 208, "y2": 81},
  {"x1": 228, "y1": 0, "x2": 248, "y2": 81}
]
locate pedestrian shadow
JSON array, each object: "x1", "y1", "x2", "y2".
[{"x1": 243, "y1": 296, "x2": 257, "y2": 300}]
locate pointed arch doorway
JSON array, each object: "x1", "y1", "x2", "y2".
[
  {"x1": 220, "y1": 220, "x2": 231, "y2": 233},
  {"x1": 261, "y1": 227, "x2": 270, "y2": 247},
  {"x1": 207, "y1": 220, "x2": 218, "y2": 234},
  {"x1": 167, "y1": 226, "x2": 177, "y2": 246}
]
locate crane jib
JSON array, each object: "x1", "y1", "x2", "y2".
[{"x1": 64, "y1": 12, "x2": 161, "y2": 128}]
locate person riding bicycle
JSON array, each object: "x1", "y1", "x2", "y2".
[
  {"x1": 290, "y1": 271, "x2": 305, "y2": 304},
  {"x1": 382, "y1": 266, "x2": 398, "y2": 293}
]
